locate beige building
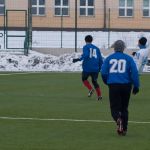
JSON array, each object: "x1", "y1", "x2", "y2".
[{"x1": 0, "y1": 0, "x2": 150, "y2": 30}]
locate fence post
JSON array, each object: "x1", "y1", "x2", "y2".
[
  {"x1": 3, "y1": 0, "x2": 6, "y2": 49},
  {"x1": 61, "y1": 9, "x2": 63, "y2": 48},
  {"x1": 75, "y1": 0, "x2": 77, "y2": 52},
  {"x1": 24, "y1": 34, "x2": 28, "y2": 56},
  {"x1": 28, "y1": 0, "x2": 32, "y2": 50},
  {"x1": 108, "y1": 8, "x2": 110, "y2": 49}
]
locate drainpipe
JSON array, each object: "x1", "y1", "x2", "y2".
[{"x1": 103, "y1": 0, "x2": 106, "y2": 30}]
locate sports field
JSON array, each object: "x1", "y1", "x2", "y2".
[{"x1": 0, "y1": 72, "x2": 150, "y2": 150}]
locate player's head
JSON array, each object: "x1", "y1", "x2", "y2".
[
  {"x1": 85, "y1": 35, "x2": 93, "y2": 43},
  {"x1": 113, "y1": 40, "x2": 126, "y2": 52},
  {"x1": 138, "y1": 37, "x2": 147, "y2": 46}
]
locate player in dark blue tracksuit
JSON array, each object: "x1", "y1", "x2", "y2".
[
  {"x1": 73, "y1": 35, "x2": 103, "y2": 100},
  {"x1": 101, "y1": 40, "x2": 139, "y2": 136}
]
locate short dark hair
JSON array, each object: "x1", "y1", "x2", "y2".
[
  {"x1": 139, "y1": 37, "x2": 147, "y2": 46},
  {"x1": 85, "y1": 35, "x2": 93, "y2": 43}
]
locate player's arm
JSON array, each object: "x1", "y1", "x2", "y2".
[
  {"x1": 80, "y1": 46, "x2": 89, "y2": 60},
  {"x1": 130, "y1": 58, "x2": 140, "y2": 94},
  {"x1": 134, "y1": 52, "x2": 143, "y2": 71},
  {"x1": 73, "y1": 46, "x2": 89, "y2": 63},
  {"x1": 99, "y1": 51, "x2": 104, "y2": 71},
  {"x1": 101, "y1": 58, "x2": 109, "y2": 84}
]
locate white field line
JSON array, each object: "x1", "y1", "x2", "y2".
[
  {"x1": 0, "y1": 72, "x2": 53, "y2": 76},
  {"x1": 0, "y1": 72, "x2": 149, "y2": 76},
  {"x1": 0, "y1": 116, "x2": 150, "y2": 124},
  {"x1": 0, "y1": 72, "x2": 80, "y2": 76},
  {"x1": 0, "y1": 72, "x2": 37, "y2": 76}
]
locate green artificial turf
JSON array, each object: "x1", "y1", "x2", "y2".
[{"x1": 0, "y1": 72, "x2": 149, "y2": 150}]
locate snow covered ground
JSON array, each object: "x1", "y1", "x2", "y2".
[
  {"x1": 0, "y1": 50, "x2": 149, "y2": 72},
  {"x1": 0, "y1": 50, "x2": 82, "y2": 72}
]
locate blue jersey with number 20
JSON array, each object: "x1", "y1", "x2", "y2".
[
  {"x1": 80, "y1": 44, "x2": 103, "y2": 72},
  {"x1": 101, "y1": 52, "x2": 139, "y2": 88}
]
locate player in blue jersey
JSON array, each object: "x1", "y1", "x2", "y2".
[
  {"x1": 101, "y1": 40, "x2": 140, "y2": 136},
  {"x1": 73, "y1": 35, "x2": 103, "y2": 100}
]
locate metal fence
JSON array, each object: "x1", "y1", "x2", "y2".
[
  {"x1": 0, "y1": 0, "x2": 150, "y2": 55},
  {"x1": 0, "y1": 0, "x2": 30, "y2": 55}
]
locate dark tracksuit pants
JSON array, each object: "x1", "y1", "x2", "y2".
[{"x1": 108, "y1": 83, "x2": 132, "y2": 131}]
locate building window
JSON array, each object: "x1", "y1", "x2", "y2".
[
  {"x1": 80, "y1": 0, "x2": 95, "y2": 16},
  {"x1": 0, "y1": 0, "x2": 4, "y2": 15},
  {"x1": 143, "y1": 0, "x2": 150, "y2": 17},
  {"x1": 54, "y1": 0, "x2": 69, "y2": 16},
  {"x1": 119, "y1": 0, "x2": 133, "y2": 17},
  {"x1": 31, "y1": 0, "x2": 45, "y2": 16}
]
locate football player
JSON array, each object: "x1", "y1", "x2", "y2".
[
  {"x1": 132, "y1": 37, "x2": 149, "y2": 74},
  {"x1": 73, "y1": 35, "x2": 103, "y2": 100},
  {"x1": 101, "y1": 40, "x2": 139, "y2": 136}
]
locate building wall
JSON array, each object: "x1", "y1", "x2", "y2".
[
  {"x1": 0, "y1": 0, "x2": 27, "y2": 27},
  {"x1": 0, "y1": 18, "x2": 3, "y2": 27},
  {"x1": 0, "y1": 0, "x2": 150, "y2": 30},
  {"x1": 6, "y1": 0, "x2": 28, "y2": 9},
  {"x1": 32, "y1": 0, "x2": 104, "y2": 29},
  {"x1": 106, "y1": 0, "x2": 150, "y2": 30}
]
